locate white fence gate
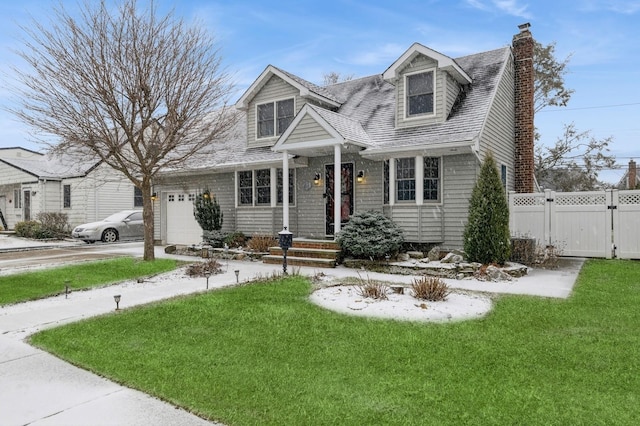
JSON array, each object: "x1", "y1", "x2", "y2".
[{"x1": 509, "y1": 189, "x2": 640, "y2": 259}]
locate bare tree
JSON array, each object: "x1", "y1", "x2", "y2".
[
  {"x1": 535, "y1": 123, "x2": 615, "y2": 191},
  {"x1": 9, "y1": 0, "x2": 238, "y2": 260},
  {"x1": 322, "y1": 71, "x2": 354, "y2": 86},
  {"x1": 534, "y1": 41, "x2": 573, "y2": 113}
]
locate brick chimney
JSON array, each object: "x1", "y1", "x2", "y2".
[
  {"x1": 513, "y1": 23, "x2": 535, "y2": 193},
  {"x1": 629, "y1": 159, "x2": 637, "y2": 189}
]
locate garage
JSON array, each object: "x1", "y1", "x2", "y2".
[{"x1": 165, "y1": 191, "x2": 203, "y2": 245}]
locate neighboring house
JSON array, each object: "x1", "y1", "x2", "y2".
[
  {"x1": 153, "y1": 24, "x2": 535, "y2": 249},
  {"x1": 0, "y1": 148, "x2": 143, "y2": 230},
  {"x1": 617, "y1": 159, "x2": 639, "y2": 189}
]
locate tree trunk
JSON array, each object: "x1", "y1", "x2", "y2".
[{"x1": 141, "y1": 179, "x2": 155, "y2": 261}]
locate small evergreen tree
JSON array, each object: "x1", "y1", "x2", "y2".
[
  {"x1": 193, "y1": 189, "x2": 223, "y2": 231},
  {"x1": 463, "y1": 154, "x2": 511, "y2": 265}
]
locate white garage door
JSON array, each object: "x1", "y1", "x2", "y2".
[{"x1": 165, "y1": 192, "x2": 203, "y2": 245}]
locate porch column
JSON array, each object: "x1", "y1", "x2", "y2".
[
  {"x1": 389, "y1": 158, "x2": 396, "y2": 206},
  {"x1": 415, "y1": 155, "x2": 424, "y2": 205},
  {"x1": 282, "y1": 150, "x2": 289, "y2": 230},
  {"x1": 334, "y1": 144, "x2": 342, "y2": 235}
]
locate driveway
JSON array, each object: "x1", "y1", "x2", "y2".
[{"x1": 0, "y1": 239, "x2": 144, "y2": 273}]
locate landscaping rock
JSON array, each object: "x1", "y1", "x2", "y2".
[
  {"x1": 485, "y1": 265, "x2": 513, "y2": 282},
  {"x1": 427, "y1": 246, "x2": 441, "y2": 261},
  {"x1": 441, "y1": 252, "x2": 464, "y2": 264},
  {"x1": 164, "y1": 245, "x2": 176, "y2": 254},
  {"x1": 407, "y1": 251, "x2": 424, "y2": 259}
]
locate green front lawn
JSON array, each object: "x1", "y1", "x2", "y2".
[
  {"x1": 0, "y1": 257, "x2": 179, "y2": 305},
  {"x1": 30, "y1": 259, "x2": 640, "y2": 425}
]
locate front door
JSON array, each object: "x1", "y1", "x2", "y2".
[
  {"x1": 325, "y1": 163, "x2": 354, "y2": 235},
  {"x1": 23, "y1": 191, "x2": 31, "y2": 221}
]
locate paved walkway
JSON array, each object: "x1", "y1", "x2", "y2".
[{"x1": 0, "y1": 243, "x2": 585, "y2": 425}]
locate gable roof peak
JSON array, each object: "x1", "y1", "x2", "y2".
[
  {"x1": 382, "y1": 42, "x2": 472, "y2": 85},
  {"x1": 235, "y1": 65, "x2": 343, "y2": 111}
]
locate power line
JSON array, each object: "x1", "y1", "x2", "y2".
[{"x1": 539, "y1": 102, "x2": 640, "y2": 112}]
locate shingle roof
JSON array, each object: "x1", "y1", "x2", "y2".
[
  {"x1": 307, "y1": 104, "x2": 371, "y2": 146},
  {"x1": 326, "y1": 46, "x2": 511, "y2": 155},
  {"x1": 272, "y1": 66, "x2": 344, "y2": 105},
  {"x1": 0, "y1": 153, "x2": 97, "y2": 180},
  {"x1": 165, "y1": 45, "x2": 512, "y2": 172}
]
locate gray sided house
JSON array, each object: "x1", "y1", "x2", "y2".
[
  {"x1": 0, "y1": 148, "x2": 143, "y2": 230},
  {"x1": 153, "y1": 24, "x2": 535, "y2": 248}
]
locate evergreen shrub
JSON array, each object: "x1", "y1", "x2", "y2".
[
  {"x1": 463, "y1": 154, "x2": 511, "y2": 265},
  {"x1": 336, "y1": 210, "x2": 404, "y2": 260},
  {"x1": 193, "y1": 189, "x2": 223, "y2": 232}
]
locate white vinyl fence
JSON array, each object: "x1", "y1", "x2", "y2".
[{"x1": 509, "y1": 189, "x2": 640, "y2": 259}]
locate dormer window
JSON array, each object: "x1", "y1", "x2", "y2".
[
  {"x1": 257, "y1": 98, "x2": 295, "y2": 138},
  {"x1": 406, "y1": 71, "x2": 434, "y2": 117}
]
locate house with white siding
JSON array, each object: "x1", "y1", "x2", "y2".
[
  {"x1": 0, "y1": 148, "x2": 142, "y2": 231},
  {"x1": 152, "y1": 24, "x2": 536, "y2": 251}
]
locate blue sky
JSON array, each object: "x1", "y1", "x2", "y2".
[{"x1": 1, "y1": 0, "x2": 638, "y2": 184}]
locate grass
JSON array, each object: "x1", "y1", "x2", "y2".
[
  {"x1": 0, "y1": 257, "x2": 179, "y2": 306},
  {"x1": 30, "y1": 259, "x2": 640, "y2": 425}
]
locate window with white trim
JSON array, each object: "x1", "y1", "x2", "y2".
[
  {"x1": 134, "y1": 187, "x2": 143, "y2": 207},
  {"x1": 257, "y1": 98, "x2": 294, "y2": 138},
  {"x1": 63, "y1": 185, "x2": 71, "y2": 208},
  {"x1": 255, "y1": 169, "x2": 271, "y2": 205},
  {"x1": 238, "y1": 168, "x2": 296, "y2": 206},
  {"x1": 14, "y1": 189, "x2": 21, "y2": 208},
  {"x1": 238, "y1": 171, "x2": 253, "y2": 205},
  {"x1": 423, "y1": 157, "x2": 440, "y2": 201},
  {"x1": 501, "y1": 164, "x2": 507, "y2": 188},
  {"x1": 406, "y1": 71, "x2": 434, "y2": 117},
  {"x1": 277, "y1": 169, "x2": 295, "y2": 204},
  {"x1": 396, "y1": 158, "x2": 416, "y2": 201}
]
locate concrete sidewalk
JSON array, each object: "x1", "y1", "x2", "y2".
[{"x1": 0, "y1": 245, "x2": 584, "y2": 425}]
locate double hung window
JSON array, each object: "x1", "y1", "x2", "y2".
[
  {"x1": 238, "y1": 168, "x2": 296, "y2": 206},
  {"x1": 63, "y1": 185, "x2": 71, "y2": 208},
  {"x1": 134, "y1": 187, "x2": 143, "y2": 207},
  {"x1": 406, "y1": 71, "x2": 434, "y2": 117},
  {"x1": 238, "y1": 171, "x2": 254, "y2": 205},
  {"x1": 393, "y1": 157, "x2": 440, "y2": 203},
  {"x1": 423, "y1": 157, "x2": 439, "y2": 201},
  {"x1": 255, "y1": 169, "x2": 271, "y2": 205},
  {"x1": 396, "y1": 158, "x2": 416, "y2": 201},
  {"x1": 257, "y1": 98, "x2": 295, "y2": 138},
  {"x1": 277, "y1": 169, "x2": 295, "y2": 204}
]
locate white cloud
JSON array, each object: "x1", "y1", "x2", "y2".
[
  {"x1": 493, "y1": 0, "x2": 533, "y2": 19},
  {"x1": 579, "y1": 0, "x2": 640, "y2": 14},
  {"x1": 465, "y1": 0, "x2": 490, "y2": 11}
]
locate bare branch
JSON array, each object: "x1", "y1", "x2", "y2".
[{"x1": 8, "y1": 0, "x2": 238, "y2": 260}]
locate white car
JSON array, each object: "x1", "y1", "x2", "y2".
[{"x1": 72, "y1": 210, "x2": 144, "y2": 243}]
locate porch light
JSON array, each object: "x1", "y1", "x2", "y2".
[
  {"x1": 313, "y1": 172, "x2": 321, "y2": 185},
  {"x1": 357, "y1": 170, "x2": 365, "y2": 183},
  {"x1": 151, "y1": 192, "x2": 158, "y2": 201},
  {"x1": 113, "y1": 294, "x2": 121, "y2": 310}
]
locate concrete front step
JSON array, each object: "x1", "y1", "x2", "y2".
[
  {"x1": 268, "y1": 246, "x2": 340, "y2": 260},
  {"x1": 262, "y1": 255, "x2": 336, "y2": 268}
]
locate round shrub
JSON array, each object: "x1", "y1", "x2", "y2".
[{"x1": 336, "y1": 210, "x2": 404, "y2": 260}]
